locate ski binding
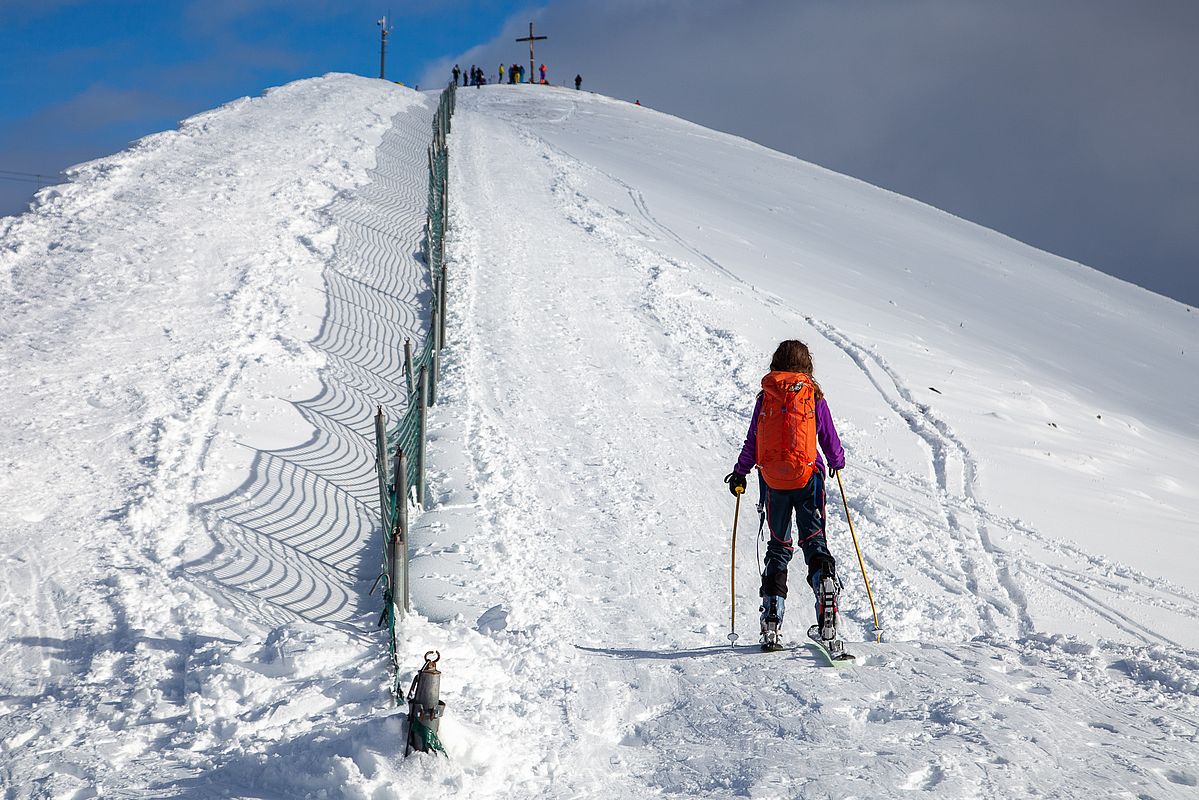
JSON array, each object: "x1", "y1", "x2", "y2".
[{"x1": 807, "y1": 625, "x2": 855, "y2": 666}]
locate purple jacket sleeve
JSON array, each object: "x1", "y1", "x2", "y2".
[
  {"x1": 816, "y1": 397, "x2": 845, "y2": 472},
  {"x1": 732, "y1": 393, "x2": 763, "y2": 476},
  {"x1": 734, "y1": 395, "x2": 845, "y2": 476}
]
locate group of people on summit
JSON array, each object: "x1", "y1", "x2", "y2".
[
  {"x1": 452, "y1": 64, "x2": 498, "y2": 87},
  {"x1": 451, "y1": 63, "x2": 582, "y2": 91}
]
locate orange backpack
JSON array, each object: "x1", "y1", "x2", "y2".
[{"x1": 756, "y1": 371, "x2": 819, "y2": 490}]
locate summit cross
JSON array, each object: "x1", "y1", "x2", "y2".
[{"x1": 515, "y1": 22, "x2": 548, "y2": 83}]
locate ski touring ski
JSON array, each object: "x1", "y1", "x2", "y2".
[{"x1": 806, "y1": 625, "x2": 856, "y2": 667}]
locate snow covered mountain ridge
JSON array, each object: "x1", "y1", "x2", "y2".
[{"x1": 1, "y1": 73, "x2": 1197, "y2": 797}]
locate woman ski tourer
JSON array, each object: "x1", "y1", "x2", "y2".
[{"x1": 725, "y1": 340, "x2": 849, "y2": 655}]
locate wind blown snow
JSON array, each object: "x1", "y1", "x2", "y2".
[{"x1": 1, "y1": 75, "x2": 1197, "y2": 798}]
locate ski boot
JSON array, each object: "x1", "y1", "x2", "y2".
[
  {"x1": 808, "y1": 575, "x2": 854, "y2": 661},
  {"x1": 760, "y1": 595, "x2": 786, "y2": 652}
]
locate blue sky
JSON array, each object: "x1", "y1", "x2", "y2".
[
  {"x1": 2, "y1": 1, "x2": 1196, "y2": 306},
  {"x1": 0, "y1": 0, "x2": 527, "y2": 201}
]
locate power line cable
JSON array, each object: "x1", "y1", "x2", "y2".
[{"x1": 0, "y1": 168, "x2": 62, "y2": 181}]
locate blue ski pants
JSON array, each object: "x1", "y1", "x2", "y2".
[{"x1": 758, "y1": 470, "x2": 836, "y2": 599}]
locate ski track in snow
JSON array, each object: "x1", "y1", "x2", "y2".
[
  {"x1": 405, "y1": 87, "x2": 1199, "y2": 799},
  {"x1": 516, "y1": 119, "x2": 1053, "y2": 651},
  {"x1": 508, "y1": 107, "x2": 1040, "y2": 652},
  {"x1": 794, "y1": 318, "x2": 1199, "y2": 655},
  {"x1": 522, "y1": 92, "x2": 1199, "y2": 650},
  {"x1": 572, "y1": 144, "x2": 1197, "y2": 656}
]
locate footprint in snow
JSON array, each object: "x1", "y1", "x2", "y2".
[
  {"x1": 1165, "y1": 770, "x2": 1197, "y2": 786},
  {"x1": 476, "y1": 604, "x2": 509, "y2": 634}
]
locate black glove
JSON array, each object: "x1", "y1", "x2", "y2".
[
  {"x1": 829, "y1": 463, "x2": 843, "y2": 477},
  {"x1": 724, "y1": 471, "x2": 746, "y2": 496}
]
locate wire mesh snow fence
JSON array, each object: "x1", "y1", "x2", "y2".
[{"x1": 371, "y1": 80, "x2": 455, "y2": 702}]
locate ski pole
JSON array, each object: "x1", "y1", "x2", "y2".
[
  {"x1": 728, "y1": 489, "x2": 743, "y2": 647},
  {"x1": 835, "y1": 471, "x2": 882, "y2": 643}
]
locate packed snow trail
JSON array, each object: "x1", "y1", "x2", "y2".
[{"x1": 399, "y1": 85, "x2": 1199, "y2": 798}]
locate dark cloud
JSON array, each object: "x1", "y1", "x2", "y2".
[{"x1": 423, "y1": 0, "x2": 1199, "y2": 305}]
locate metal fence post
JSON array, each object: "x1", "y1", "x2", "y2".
[
  {"x1": 438, "y1": 270, "x2": 448, "y2": 346},
  {"x1": 430, "y1": 349, "x2": 440, "y2": 407},
  {"x1": 431, "y1": 278, "x2": 441, "y2": 352},
  {"x1": 427, "y1": 146, "x2": 434, "y2": 213},
  {"x1": 417, "y1": 367, "x2": 428, "y2": 505},
  {"x1": 374, "y1": 406, "x2": 389, "y2": 532},
  {"x1": 392, "y1": 444, "x2": 408, "y2": 618},
  {"x1": 429, "y1": 288, "x2": 440, "y2": 405},
  {"x1": 442, "y1": 180, "x2": 449, "y2": 239},
  {"x1": 397, "y1": 449, "x2": 410, "y2": 613},
  {"x1": 404, "y1": 338, "x2": 414, "y2": 396}
]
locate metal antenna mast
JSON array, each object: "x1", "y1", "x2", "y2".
[
  {"x1": 377, "y1": 14, "x2": 392, "y2": 80},
  {"x1": 515, "y1": 21, "x2": 547, "y2": 83}
]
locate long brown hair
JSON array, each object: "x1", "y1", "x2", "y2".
[{"x1": 769, "y1": 340, "x2": 823, "y2": 399}]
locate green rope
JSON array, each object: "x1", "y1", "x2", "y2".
[
  {"x1": 409, "y1": 717, "x2": 448, "y2": 755},
  {"x1": 380, "y1": 585, "x2": 397, "y2": 657}
]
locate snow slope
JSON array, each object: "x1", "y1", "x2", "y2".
[
  {"x1": 0, "y1": 74, "x2": 434, "y2": 797},
  {"x1": 409, "y1": 86, "x2": 1199, "y2": 798},
  {"x1": 0, "y1": 75, "x2": 1196, "y2": 798}
]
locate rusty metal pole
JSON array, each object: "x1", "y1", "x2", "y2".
[{"x1": 392, "y1": 444, "x2": 409, "y2": 617}]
